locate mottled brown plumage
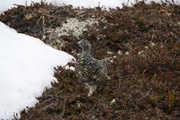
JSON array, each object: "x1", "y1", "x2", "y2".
[{"x1": 75, "y1": 40, "x2": 110, "y2": 96}]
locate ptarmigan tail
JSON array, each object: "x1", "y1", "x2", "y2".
[{"x1": 101, "y1": 56, "x2": 116, "y2": 65}]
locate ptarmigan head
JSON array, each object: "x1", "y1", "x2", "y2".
[{"x1": 77, "y1": 39, "x2": 91, "y2": 54}]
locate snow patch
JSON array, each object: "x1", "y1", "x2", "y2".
[
  {"x1": 0, "y1": 21, "x2": 74, "y2": 119},
  {"x1": 0, "y1": 0, "x2": 179, "y2": 12}
]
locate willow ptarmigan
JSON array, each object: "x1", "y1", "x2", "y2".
[{"x1": 75, "y1": 39, "x2": 111, "y2": 97}]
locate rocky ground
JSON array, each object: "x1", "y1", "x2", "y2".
[{"x1": 0, "y1": 1, "x2": 180, "y2": 120}]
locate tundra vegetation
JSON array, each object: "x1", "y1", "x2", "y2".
[{"x1": 0, "y1": 1, "x2": 179, "y2": 119}]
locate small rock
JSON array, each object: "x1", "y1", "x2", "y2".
[
  {"x1": 138, "y1": 50, "x2": 144, "y2": 56},
  {"x1": 107, "y1": 51, "x2": 113, "y2": 55},
  {"x1": 118, "y1": 50, "x2": 123, "y2": 55},
  {"x1": 177, "y1": 22, "x2": 180, "y2": 25},
  {"x1": 110, "y1": 99, "x2": 116, "y2": 105},
  {"x1": 76, "y1": 101, "x2": 81, "y2": 108},
  {"x1": 125, "y1": 51, "x2": 129, "y2": 55},
  {"x1": 145, "y1": 46, "x2": 148, "y2": 49},
  {"x1": 150, "y1": 42, "x2": 155, "y2": 47},
  {"x1": 77, "y1": 53, "x2": 81, "y2": 57}
]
